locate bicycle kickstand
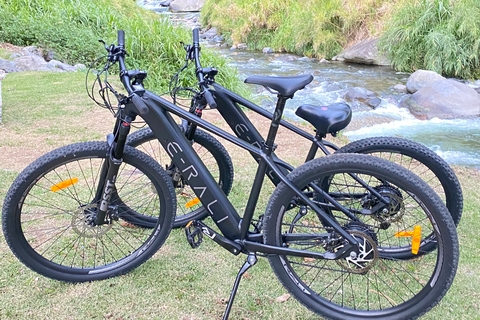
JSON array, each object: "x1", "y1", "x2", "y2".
[{"x1": 223, "y1": 253, "x2": 258, "y2": 320}]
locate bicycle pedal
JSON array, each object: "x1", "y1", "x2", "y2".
[{"x1": 185, "y1": 221, "x2": 203, "y2": 249}]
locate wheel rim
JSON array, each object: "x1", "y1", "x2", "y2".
[
  {"x1": 274, "y1": 169, "x2": 444, "y2": 315},
  {"x1": 16, "y1": 156, "x2": 166, "y2": 273}
]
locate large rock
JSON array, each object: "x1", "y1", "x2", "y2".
[
  {"x1": 406, "y1": 70, "x2": 445, "y2": 93},
  {"x1": 12, "y1": 54, "x2": 46, "y2": 72},
  {"x1": 0, "y1": 58, "x2": 19, "y2": 73},
  {"x1": 344, "y1": 87, "x2": 376, "y2": 102},
  {"x1": 400, "y1": 79, "x2": 480, "y2": 119},
  {"x1": 333, "y1": 39, "x2": 390, "y2": 66},
  {"x1": 169, "y1": 0, "x2": 204, "y2": 12}
]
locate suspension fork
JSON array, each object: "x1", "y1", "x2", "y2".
[{"x1": 93, "y1": 115, "x2": 132, "y2": 225}]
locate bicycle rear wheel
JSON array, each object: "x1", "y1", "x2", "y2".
[
  {"x1": 127, "y1": 127, "x2": 233, "y2": 228},
  {"x1": 2, "y1": 141, "x2": 176, "y2": 282},
  {"x1": 336, "y1": 136, "x2": 463, "y2": 226},
  {"x1": 263, "y1": 154, "x2": 458, "y2": 320}
]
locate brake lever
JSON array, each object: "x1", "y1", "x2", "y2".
[{"x1": 99, "y1": 39, "x2": 108, "y2": 49}]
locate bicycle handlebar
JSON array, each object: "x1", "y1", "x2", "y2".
[
  {"x1": 193, "y1": 28, "x2": 200, "y2": 45},
  {"x1": 117, "y1": 30, "x2": 125, "y2": 48},
  {"x1": 203, "y1": 89, "x2": 217, "y2": 109},
  {"x1": 114, "y1": 30, "x2": 148, "y2": 115},
  {"x1": 191, "y1": 28, "x2": 217, "y2": 109}
]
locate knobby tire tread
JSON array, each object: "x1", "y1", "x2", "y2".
[
  {"x1": 337, "y1": 136, "x2": 463, "y2": 226},
  {"x1": 2, "y1": 141, "x2": 176, "y2": 282},
  {"x1": 263, "y1": 153, "x2": 458, "y2": 320}
]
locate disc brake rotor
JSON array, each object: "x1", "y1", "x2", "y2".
[{"x1": 336, "y1": 230, "x2": 379, "y2": 274}]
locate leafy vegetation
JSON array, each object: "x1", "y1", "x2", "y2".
[
  {"x1": 379, "y1": 0, "x2": 480, "y2": 79},
  {"x1": 201, "y1": 0, "x2": 397, "y2": 59},
  {"x1": 0, "y1": 0, "x2": 247, "y2": 93},
  {"x1": 203, "y1": 0, "x2": 480, "y2": 79}
]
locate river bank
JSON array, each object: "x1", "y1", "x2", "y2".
[{"x1": 136, "y1": 1, "x2": 480, "y2": 168}]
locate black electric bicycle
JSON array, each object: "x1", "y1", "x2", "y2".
[
  {"x1": 2, "y1": 30, "x2": 459, "y2": 320},
  {"x1": 127, "y1": 29, "x2": 463, "y2": 231}
]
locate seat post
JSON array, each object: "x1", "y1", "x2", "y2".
[{"x1": 264, "y1": 95, "x2": 290, "y2": 154}]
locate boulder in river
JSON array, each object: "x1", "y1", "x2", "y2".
[
  {"x1": 401, "y1": 79, "x2": 480, "y2": 119},
  {"x1": 344, "y1": 87, "x2": 376, "y2": 102},
  {"x1": 332, "y1": 39, "x2": 390, "y2": 66},
  {"x1": 406, "y1": 70, "x2": 445, "y2": 94}
]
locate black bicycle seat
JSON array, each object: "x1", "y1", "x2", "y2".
[
  {"x1": 295, "y1": 103, "x2": 352, "y2": 135},
  {"x1": 244, "y1": 74, "x2": 313, "y2": 97}
]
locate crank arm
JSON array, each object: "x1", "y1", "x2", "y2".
[{"x1": 194, "y1": 221, "x2": 243, "y2": 255}]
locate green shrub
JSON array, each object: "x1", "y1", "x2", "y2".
[
  {"x1": 379, "y1": 0, "x2": 480, "y2": 79},
  {"x1": 0, "y1": 0, "x2": 247, "y2": 93},
  {"x1": 201, "y1": 0, "x2": 392, "y2": 59}
]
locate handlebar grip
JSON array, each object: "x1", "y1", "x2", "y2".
[
  {"x1": 131, "y1": 94, "x2": 149, "y2": 115},
  {"x1": 118, "y1": 30, "x2": 125, "y2": 47},
  {"x1": 204, "y1": 89, "x2": 217, "y2": 109},
  {"x1": 193, "y1": 28, "x2": 200, "y2": 44}
]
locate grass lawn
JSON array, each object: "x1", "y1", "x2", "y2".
[{"x1": 0, "y1": 71, "x2": 478, "y2": 319}]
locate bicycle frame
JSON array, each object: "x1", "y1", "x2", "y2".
[
  {"x1": 188, "y1": 82, "x2": 391, "y2": 206},
  {"x1": 94, "y1": 30, "x2": 392, "y2": 264},
  {"x1": 210, "y1": 82, "x2": 338, "y2": 184},
  {"x1": 137, "y1": 90, "x2": 358, "y2": 259}
]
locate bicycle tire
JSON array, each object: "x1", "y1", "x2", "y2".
[
  {"x1": 336, "y1": 136, "x2": 463, "y2": 226},
  {"x1": 2, "y1": 141, "x2": 176, "y2": 282},
  {"x1": 263, "y1": 154, "x2": 458, "y2": 320},
  {"x1": 126, "y1": 127, "x2": 234, "y2": 228}
]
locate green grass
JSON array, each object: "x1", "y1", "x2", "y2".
[
  {"x1": 0, "y1": 72, "x2": 479, "y2": 319},
  {"x1": 203, "y1": 0, "x2": 480, "y2": 79},
  {"x1": 0, "y1": 0, "x2": 249, "y2": 95},
  {"x1": 0, "y1": 48, "x2": 13, "y2": 60},
  {"x1": 378, "y1": 0, "x2": 480, "y2": 79},
  {"x1": 201, "y1": 0, "x2": 400, "y2": 59}
]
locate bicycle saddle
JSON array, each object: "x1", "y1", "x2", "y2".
[
  {"x1": 295, "y1": 102, "x2": 352, "y2": 135},
  {"x1": 244, "y1": 74, "x2": 313, "y2": 97}
]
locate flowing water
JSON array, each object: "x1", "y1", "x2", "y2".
[{"x1": 139, "y1": 1, "x2": 480, "y2": 168}]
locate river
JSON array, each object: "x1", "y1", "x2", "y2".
[{"x1": 139, "y1": 1, "x2": 480, "y2": 168}]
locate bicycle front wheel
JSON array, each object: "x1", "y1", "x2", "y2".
[
  {"x1": 2, "y1": 141, "x2": 176, "y2": 282},
  {"x1": 263, "y1": 154, "x2": 458, "y2": 320},
  {"x1": 127, "y1": 127, "x2": 234, "y2": 228}
]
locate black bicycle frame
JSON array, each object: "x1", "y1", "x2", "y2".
[
  {"x1": 97, "y1": 30, "x2": 364, "y2": 260},
  {"x1": 211, "y1": 82, "x2": 337, "y2": 184},
  {"x1": 202, "y1": 82, "x2": 390, "y2": 204},
  {"x1": 123, "y1": 89, "x2": 359, "y2": 260}
]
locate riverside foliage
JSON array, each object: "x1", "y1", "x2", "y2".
[
  {"x1": 0, "y1": 0, "x2": 245, "y2": 92},
  {"x1": 202, "y1": 0, "x2": 480, "y2": 79},
  {"x1": 201, "y1": 0, "x2": 397, "y2": 59},
  {"x1": 379, "y1": 0, "x2": 480, "y2": 79}
]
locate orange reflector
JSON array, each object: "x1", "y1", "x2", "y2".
[
  {"x1": 395, "y1": 226, "x2": 422, "y2": 255},
  {"x1": 185, "y1": 198, "x2": 200, "y2": 208},
  {"x1": 186, "y1": 220, "x2": 194, "y2": 228},
  {"x1": 50, "y1": 178, "x2": 78, "y2": 192}
]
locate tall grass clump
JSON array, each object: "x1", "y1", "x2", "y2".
[
  {"x1": 379, "y1": 0, "x2": 480, "y2": 79},
  {"x1": 0, "y1": 0, "x2": 246, "y2": 93},
  {"x1": 201, "y1": 0, "x2": 395, "y2": 59}
]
